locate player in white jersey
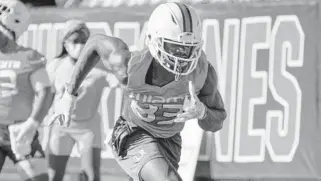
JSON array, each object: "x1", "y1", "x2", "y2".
[
  {"x1": 44, "y1": 20, "x2": 108, "y2": 181},
  {"x1": 0, "y1": 0, "x2": 53, "y2": 181}
]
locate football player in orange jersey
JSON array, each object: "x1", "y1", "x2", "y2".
[
  {"x1": 44, "y1": 20, "x2": 108, "y2": 181},
  {"x1": 0, "y1": 0, "x2": 53, "y2": 181},
  {"x1": 38, "y1": 2, "x2": 226, "y2": 181}
]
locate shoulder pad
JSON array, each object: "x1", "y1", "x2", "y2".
[
  {"x1": 195, "y1": 50, "x2": 209, "y2": 74},
  {"x1": 130, "y1": 49, "x2": 149, "y2": 63},
  {"x1": 128, "y1": 49, "x2": 150, "y2": 73}
]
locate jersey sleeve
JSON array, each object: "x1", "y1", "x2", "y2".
[
  {"x1": 197, "y1": 63, "x2": 227, "y2": 132},
  {"x1": 24, "y1": 48, "x2": 51, "y2": 92}
]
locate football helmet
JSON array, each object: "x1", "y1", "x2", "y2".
[
  {"x1": 146, "y1": 2, "x2": 203, "y2": 77},
  {"x1": 0, "y1": 0, "x2": 30, "y2": 39}
]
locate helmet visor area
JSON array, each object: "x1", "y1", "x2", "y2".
[
  {"x1": 163, "y1": 41, "x2": 194, "y2": 59},
  {"x1": 154, "y1": 37, "x2": 201, "y2": 75}
]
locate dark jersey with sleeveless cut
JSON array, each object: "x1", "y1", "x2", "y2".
[{"x1": 122, "y1": 49, "x2": 217, "y2": 138}]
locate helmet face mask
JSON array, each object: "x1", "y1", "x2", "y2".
[
  {"x1": 150, "y1": 36, "x2": 202, "y2": 75},
  {"x1": 146, "y1": 2, "x2": 203, "y2": 77},
  {"x1": 0, "y1": 22, "x2": 15, "y2": 40}
]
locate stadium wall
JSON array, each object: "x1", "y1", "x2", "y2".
[{"x1": 7, "y1": 0, "x2": 321, "y2": 180}]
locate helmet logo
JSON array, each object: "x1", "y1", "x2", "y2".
[{"x1": 178, "y1": 32, "x2": 195, "y2": 42}]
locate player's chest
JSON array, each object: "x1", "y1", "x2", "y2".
[
  {"x1": 0, "y1": 56, "x2": 33, "y2": 74},
  {"x1": 125, "y1": 80, "x2": 197, "y2": 112},
  {"x1": 126, "y1": 89, "x2": 189, "y2": 124},
  {"x1": 0, "y1": 59, "x2": 34, "y2": 87}
]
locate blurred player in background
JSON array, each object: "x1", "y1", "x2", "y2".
[
  {"x1": 0, "y1": 0, "x2": 53, "y2": 181},
  {"x1": 45, "y1": 20, "x2": 108, "y2": 181},
  {"x1": 44, "y1": 2, "x2": 226, "y2": 181}
]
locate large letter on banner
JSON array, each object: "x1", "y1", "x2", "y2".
[
  {"x1": 234, "y1": 16, "x2": 271, "y2": 163},
  {"x1": 266, "y1": 15, "x2": 304, "y2": 163},
  {"x1": 202, "y1": 18, "x2": 240, "y2": 162}
]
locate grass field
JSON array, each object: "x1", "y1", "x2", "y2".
[
  {"x1": 0, "y1": 158, "x2": 129, "y2": 181},
  {"x1": 2, "y1": 159, "x2": 317, "y2": 181},
  {"x1": 0, "y1": 158, "x2": 213, "y2": 181}
]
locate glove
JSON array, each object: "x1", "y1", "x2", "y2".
[
  {"x1": 8, "y1": 118, "x2": 39, "y2": 158},
  {"x1": 51, "y1": 85, "x2": 77, "y2": 127},
  {"x1": 174, "y1": 81, "x2": 206, "y2": 123}
]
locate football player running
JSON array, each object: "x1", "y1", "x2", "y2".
[
  {"x1": 47, "y1": 2, "x2": 226, "y2": 181},
  {"x1": 0, "y1": 0, "x2": 53, "y2": 180},
  {"x1": 45, "y1": 20, "x2": 107, "y2": 181}
]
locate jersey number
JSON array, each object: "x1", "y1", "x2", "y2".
[
  {"x1": 130, "y1": 100, "x2": 183, "y2": 124},
  {"x1": 0, "y1": 70, "x2": 18, "y2": 98}
]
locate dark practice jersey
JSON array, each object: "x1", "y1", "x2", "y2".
[
  {"x1": 0, "y1": 46, "x2": 48, "y2": 123},
  {"x1": 122, "y1": 49, "x2": 225, "y2": 138}
]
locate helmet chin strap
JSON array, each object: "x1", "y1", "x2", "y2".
[{"x1": 175, "y1": 73, "x2": 181, "y2": 81}]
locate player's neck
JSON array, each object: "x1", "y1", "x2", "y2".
[{"x1": 151, "y1": 59, "x2": 175, "y2": 85}]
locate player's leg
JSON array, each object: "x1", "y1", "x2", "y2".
[
  {"x1": 0, "y1": 124, "x2": 10, "y2": 172},
  {"x1": 110, "y1": 117, "x2": 182, "y2": 181},
  {"x1": 47, "y1": 126, "x2": 75, "y2": 181},
  {"x1": 8, "y1": 130, "x2": 49, "y2": 181},
  {"x1": 139, "y1": 134, "x2": 182, "y2": 181},
  {"x1": 140, "y1": 158, "x2": 181, "y2": 181},
  {"x1": 74, "y1": 115, "x2": 102, "y2": 181},
  {"x1": 115, "y1": 131, "x2": 181, "y2": 181},
  {"x1": 0, "y1": 148, "x2": 7, "y2": 173},
  {"x1": 71, "y1": 128, "x2": 100, "y2": 181},
  {"x1": 79, "y1": 147, "x2": 101, "y2": 181}
]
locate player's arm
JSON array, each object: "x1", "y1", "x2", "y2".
[
  {"x1": 14, "y1": 66, "x2": 55, "y2": 143},
  {"x1": 66, "y1": 34, "x2": 131, "y2": 96},
  {"x1": 29, "y1": 67, "x2": 55, "y2": 124},
  {"x1": 197, "y1": 64, "x2": 227, "y2": 132}
]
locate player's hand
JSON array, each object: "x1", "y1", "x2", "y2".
[
  {"x1": 51, "y1": 86, "x2": 77, "y2": 127},
  {"x1": 174, "y1": 81, "x2": 206, "y2": 123},
  {"x1": 9, "y1": 118, "x2": 39, "y2": 156}
]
